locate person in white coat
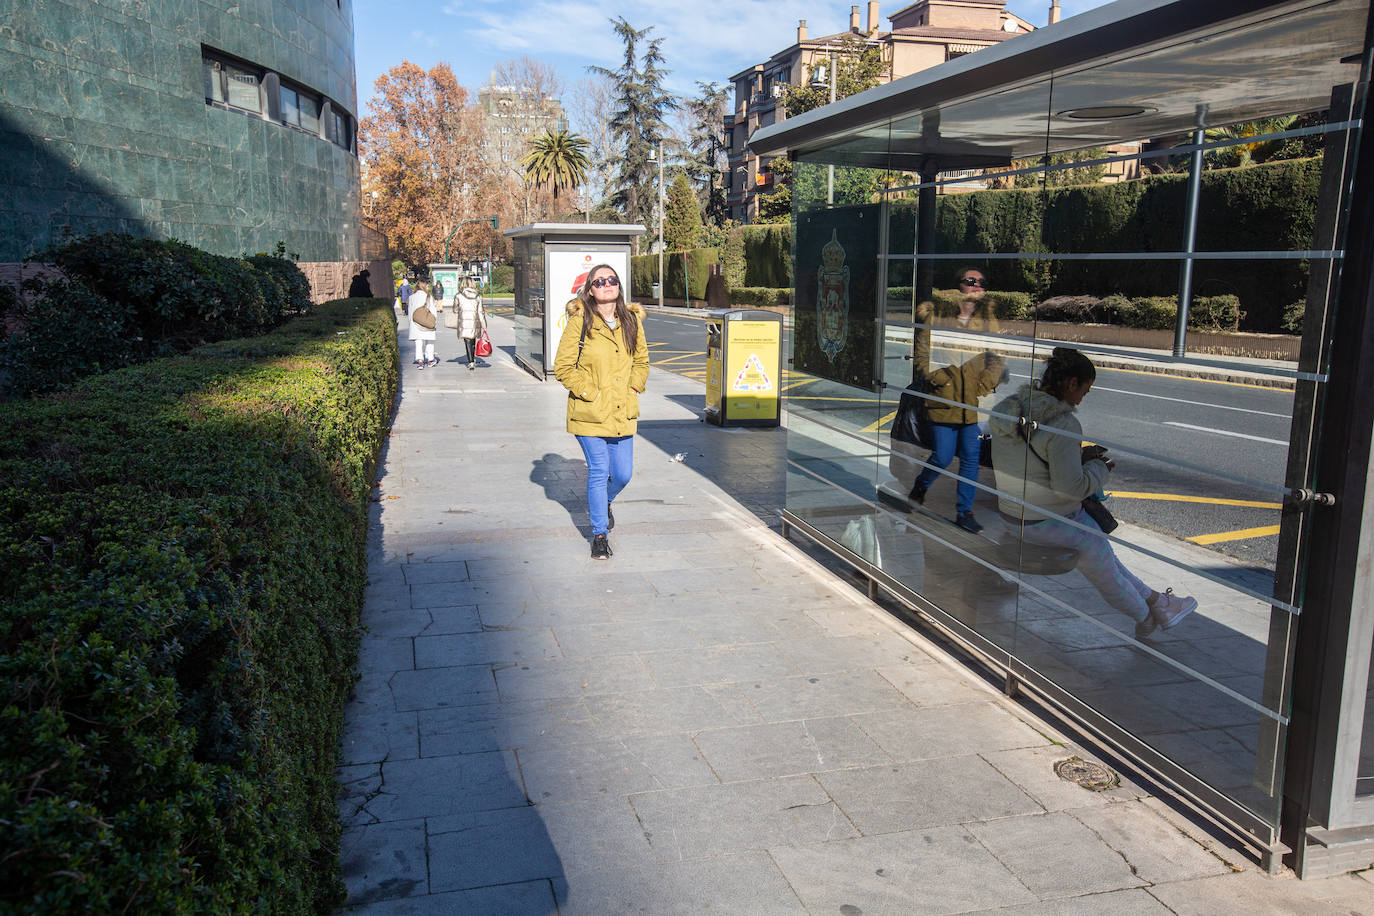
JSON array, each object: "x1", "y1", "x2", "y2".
[
  {"x1": 454, "y1": 276, "x2": 488, "y2": 370},
  {"x1": 988, "y1": 347, "x2": 1196, "y2": 640},
  {"x1": 407, "y1": 280, "x2": 439, "y2": 369}
]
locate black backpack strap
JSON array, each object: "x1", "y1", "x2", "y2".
[{"x1": 575, "y1": 305, "x2": 590, "y2": 368}]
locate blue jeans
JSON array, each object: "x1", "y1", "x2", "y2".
[
  {"x1": 914, "y1": 422, "x2": 982, "y2": 514},
  {"x1": 576, "y1": 435, "x2": 634, "y2": 536}
]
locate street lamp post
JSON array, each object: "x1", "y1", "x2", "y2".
[{"x1": 649, "y1": 143, "x2": 664, "y2": 308}]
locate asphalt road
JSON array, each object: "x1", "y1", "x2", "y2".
[{"x1": 643, "y1": 309, "x2": 1291, "y2": 571}]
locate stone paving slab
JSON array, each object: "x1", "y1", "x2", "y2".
[{"x1": 336, "y1": 312, "x2": 1371, "y2": 912}]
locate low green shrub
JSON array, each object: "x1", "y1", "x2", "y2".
[
  {"x1": 2, "y1": 234, "x2": 312, "y2": 398},
  {"x1": 1125, "y1": 296, "x2": 1178, "y2": 330},
  {"x1": 1282, "y1": 299, "x2": 1305, "y2": 334},
  {"x1": 0, "y1": 299, "x2": 397, "y2": 913},
  {"x1": 1187, "y1": 294, "x2": 1243, "y2": 332},
  {"x1": 490, "y1": 265, "x2": 514, "y2": 294},
  {"x1": 729, "y1": 286, "x2": 791, "y2": 307}
]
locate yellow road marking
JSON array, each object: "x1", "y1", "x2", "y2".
[
  {"x1": 782, "y1": 377, "x2": 823, "y2": 392},
  {"x1": 652, "y1": 353, "x2": 706, "y2": 365},
  {"x1": 1189, "y1": 525, "x2": 1281, "y2": 545},
  {"x1": 863, "y1": 409, "x2": 899, "y2": 433},
  {"x1": 1106, "y1": 491, "x2": 1282, "y2": 510},
  {"x1": 788, "y1": 396, "x2": 883, "y2": 403}
]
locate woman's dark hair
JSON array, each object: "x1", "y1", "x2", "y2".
[
  {"x1": 577, "y1": 264, "x2": 639, "y2": 354},
  {"x1": 1039, "y1": 347, "x2": 1096, "y2": 400}
]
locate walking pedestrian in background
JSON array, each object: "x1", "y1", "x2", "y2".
[
  {"x1": 454, "y1": 276, "x2": 488, "y2": 371},
  {"x1": 553, "y1": 264, "x2": 649, "y2": 560},
  {"x1": 407, "y1": 280, "x2": 439, "y2": 369}
]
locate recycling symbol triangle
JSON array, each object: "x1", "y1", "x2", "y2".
[{"x1": 733, "y1": 354, "x2": 772, "y2": 392}]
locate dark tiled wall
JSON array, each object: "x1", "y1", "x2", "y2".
[{"x1": 0, "y1": 0, "x2": 361, "y2": 262}]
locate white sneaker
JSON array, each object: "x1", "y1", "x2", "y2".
[{"x1": 1148, "y1": 588, "x2": 1197, "y2": 632}]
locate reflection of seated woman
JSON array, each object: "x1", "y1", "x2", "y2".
[
  {"x1": 910, "y1": 269, "x2": 1005, "y2": 534},
  {"x1": 988, "y1": 347, "x2": 1196, "y2": 638}
]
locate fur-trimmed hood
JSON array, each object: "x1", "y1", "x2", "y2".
[
  {"x1": 987, "y1": 384, "x2": 1078, "y2": 439},
  {"x1": 564, "y1": 297, "x2": 647, "y2": 321}
]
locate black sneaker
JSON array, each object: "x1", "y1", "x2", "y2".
[
  {"x1": 607, "y1": 505, "x2": 615, "y2": 530},
  {"x1": 591, "y1": 534, "x2": 612, "y2": 560},
  {"x1": 955, "y1": 511, "x2": 984, "y2": 534},
  {"x1": 909, "y1": 482, "x2": 927, "y2": 505}
]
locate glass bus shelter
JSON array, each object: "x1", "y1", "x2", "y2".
[
  {"x1": 750, "y1": 0, "x2": 1374, "y2": 877},
  {"x1": 505, "y1": 223, "x2": 645, "y2": 379}
]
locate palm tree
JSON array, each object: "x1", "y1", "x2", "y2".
[{"x1": 521, "y1": 130, "x2": 591, "y2": 200}]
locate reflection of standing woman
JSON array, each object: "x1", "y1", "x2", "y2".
[
  {"x1": 455, "y1": 277, "x2": 488, "y2": 370},
  {"x1": 553, "y1": 265, "x2": 650, "y2": 560},
  {"x1": 910, "y1": 268, "x2": 1006, "y2": 533},
  {"x1": 989, "y1": 348, "x2": 1197, "y2": 638}
]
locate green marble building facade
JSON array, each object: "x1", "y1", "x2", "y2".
[{"x1": 0, "y1": 0, "x2": 361, "y2": 262}]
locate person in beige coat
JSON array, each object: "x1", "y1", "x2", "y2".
[
  {"x1": 552, "y1": 264, "x2": 650, "y2": 560},
  {"x1": 989, "y1": 347, "x2": 1197, "y2": 639},
  {"x1": 453, "y1": 276, "x2": 488, "y2": 370}
]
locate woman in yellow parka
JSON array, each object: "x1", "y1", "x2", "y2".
[
  {"x1": 909, "y1": 267, "x2": 1007, "y2": 534},
  {"x1": 553, "y1": 264, "x2": 650, "y2": 560}
]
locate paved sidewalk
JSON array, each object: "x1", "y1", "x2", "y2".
[{"x1": 335, "y1": 311, "x2": 1372, "y2": 914}]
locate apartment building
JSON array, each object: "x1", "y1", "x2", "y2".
[
  {"x1": 727, "y1": 0, "x2": 1037, "y2": 222},
  {"x1": 478, "y1": 85, "x2": 569, "y2": 171}
]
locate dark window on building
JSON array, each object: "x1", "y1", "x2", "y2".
[
  {"x1": 281, "y1": 83, "x2": 321, "y2": 132},
  {"x1": 328, "y1": 109, "x2": 352, "y2": 152},
  {"x1": 204, "y1": 53, "x2": 262, "y2": 113}
]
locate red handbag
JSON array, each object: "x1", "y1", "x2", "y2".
[{"x1": 474, "y1": 329, "x2": 492, "y2": 358}]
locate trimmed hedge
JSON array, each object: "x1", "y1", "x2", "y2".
[
  {"x1": 490, "y1": 265, "x2": 514, "y2": 294},
  {"x1": 1032, "y1": 293, "x2": 1243, "y2": 331},
  {"x1": 730, "y1": 287, "x2": 792, "y2": 307},
  {"x1": 631, "y1": 249, "x2": 718, "y2": 301},
  {"x1": 0, "y1": 234, "x2": 312, "y2": 398},
  {"x1": 0, "y1": 299, "x2": 397, "y2": 913},
  {"x1": 886, "y1": 287, "x2": 1032, "y2": 322},
  {"x1": 926, "y1": 157, "x2": 1320, "y2": 332}
]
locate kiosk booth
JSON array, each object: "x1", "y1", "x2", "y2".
[{"x1": 505, "y1": 223, "x2": 646, "y2": 379}]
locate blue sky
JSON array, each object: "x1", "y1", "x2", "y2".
[{"x1": 353, "y1": 0, "x2": 1113, "y2": 123}]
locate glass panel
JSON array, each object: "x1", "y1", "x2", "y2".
[
  {"x1": 204, "y1": 59, "x2": 224, "y2": 103},
  {"x1": 299, "y1": 93, "x2": 320, "y2": 133},
  {"x1": 1360, "y1": 631, "x2": 1374, "y2": 797},
  {"x1": 281, "y1": 85, "x2": 299, "y2": 126},
  {"x1": 511, "y1": 235, "x2": 545, "y2": 374},
  {"x1": 783, "y1": 0, "x2": 1368, "y2": 834},
  {"x1": 225, "y1": 66, "x2": 261, "y2": 112}
]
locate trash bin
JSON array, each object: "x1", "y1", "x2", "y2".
[
  {"x1": 652, "y1": 282, "x2": 662, "y2": 300},
  {"x1": 704, "y1": 308, "x2": 783, "y2": 427}
]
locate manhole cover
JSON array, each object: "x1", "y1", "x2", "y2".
[{"x1": 1054, "y1": 756, "x2": 1118, "y2": 791}]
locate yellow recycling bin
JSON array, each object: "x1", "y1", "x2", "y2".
[{"x1": 704, "y1": 309, "x2": 782, "y2": 427}]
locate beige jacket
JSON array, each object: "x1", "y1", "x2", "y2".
[{"x1": 988, "y1": 385, "x2": 1109, "y2": 522}]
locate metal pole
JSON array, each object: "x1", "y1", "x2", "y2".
[
  {"x1": 1174, "y1": 108, "x2": 1207, "y2": 357},
  {"x1": 658, "y1": 141, "x2": 665, "y2": 309},
  {"x1": 826, "y1": 49, "x2": 836, "y2": 205}
]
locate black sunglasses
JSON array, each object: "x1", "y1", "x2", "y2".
[
  {"x1": 959, "y1": 276, "x2": 986, "y2": 287},
  {"x1": 591, "y1": 276, "x2": 620, "y2": 289}
]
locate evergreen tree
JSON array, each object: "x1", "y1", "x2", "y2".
[
  {"x1": 587, "y1": 18, "x2": 677, "y2": 228},
  {"x1": 684, "y1": 81, "x2": 730, "y2": 226},
  {"x1": 664, "y1": 172, "x2": 704, "y2": 251}
]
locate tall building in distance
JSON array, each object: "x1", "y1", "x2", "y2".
[
  {"x1": 726, "y1": 0, "x2": 1035, "y2": 222},
  {"x1": 478, "y1": 85, "x2": 569, "y2": 171}
]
